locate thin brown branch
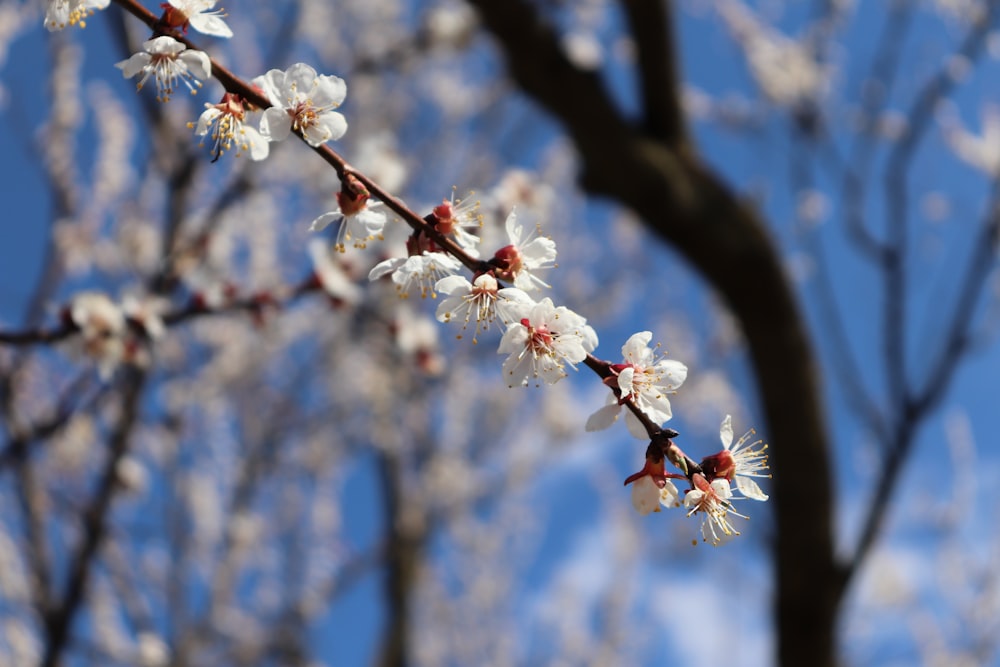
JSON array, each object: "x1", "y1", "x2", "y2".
[
  {"x1": 882, "y1": 6, "x2": 997, "y2": 415},
  {"x1": 0, "y1": 373, "x2": 101, "y2": 471},
  {"x1": 843, "y1": 204, "x2": 1000, "y2": 585},
  {"x1": 0, "y1": 275, "x2": 318, "y2": 348},
  {"x1": 793, "y1": 134, "x2": 888, "y2": 443},
  {"x1": 912, "y1": 213, "x2": 999, "y2": 415},
  {"x1": 837, "y1": 4, "x2": 1000, "y2": 588},
  {"x1": 12, "y1": 452, "x2": 54, "y2": 621},
  {"x1": 839, "y1": 0, "x2": 914, "y2": 261}
]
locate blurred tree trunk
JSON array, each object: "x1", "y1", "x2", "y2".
[{"x1": 466, "y1": 1, "x2": 842, "y2": 664}]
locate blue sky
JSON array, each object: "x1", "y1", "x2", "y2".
[{"x1": 2, "y1": 1, "x2": 999, "y2": 665}]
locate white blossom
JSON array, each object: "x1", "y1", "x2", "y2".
[
  {"x1": 68, "y1": 292, "x2": 126, "y2": 379},
  {"x1": 712, "y1": 415, "x2": 770, "y2": 501},
  {"x1": 623, "y1": 455, "x2": 681, "y2": 515},
  {"x1": 434, "y1": 274, "x2": 533, "y2": 343},
  {"x1": 44, "y1": 0, "x2": 109, "y2": 31},
  {"x1": 191, "y1": 93, "x2": 269, "y2": 161},
  {"x1": 430, "y1": 191, "x2": 483, "y2": 254},
  {"x1": 307, "y1": 239, "x2": 360, "y2": 304},
  {"x1": 369, "y1": 252, "x2": 462, "y2": 299},
  {"x1": 630, "y1": 475, "x2": 662, "y2": 515},
  {"x1": 717, "y1": 0, "x2": 828, "y2": 109},
  {"x1": 395, "y1": 306, "x2": 445, "y2": 376},
  {"x1": 684, "y1": 475, "x2": 744, "y2": 546},
  {"x1": 121, "y1": 294, "x2": 167, "y2": 340},
  {"x1": 497, "y1": 298, "x2": 597, "y2": 387},
  {"x1": 309, "y1": 197, "x2": 386, "y2": 253},
  {"x1": 259, "y1": 63, "x2": 347, "y2": 146},
  {"x1": 115, "y1": 36, "x2": 210, "y2": 103},
  {"x1": 491, "y1": 210, "x2": 557, "y2": 291},
  {"x1": 163, "y1": 0, "x2": 233, "y2": 38},
  {"x1": 586, "y1": 331, "x2": 688, "y2": 438},
  {"x1": 943, "y1": 104, "x2": 1000, "y2": 175}
]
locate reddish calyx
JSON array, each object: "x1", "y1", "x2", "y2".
[
  {"x1": 492, "y1": 244, "x2": 523, "y2": 281},
  {"x1": 159, "y1": 3, "x2": 190, "y2": 32},
  {"x1": 699, "y1": 450, "x2": 735, "y2": 482}
]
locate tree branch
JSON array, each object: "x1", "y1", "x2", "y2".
[
  {"x1": 466, "y1": 2, "x2": 839, "y2": 666},
  {"x1": 619, "y1": 0, "x2": 687, "y2": 146},
  {"x1": 41, "y1": 369, "x2": 146, "y2": 667}
]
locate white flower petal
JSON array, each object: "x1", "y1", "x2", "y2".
[
  {"x1": 194, "y1": 107, "x2": 221, "y2": 135},
  {"x1": 309, "y1": 211, "x2": 341, "y2": 232},
  {"x1": 631, "y1": 476, "x2": 661, "y2": 515},
  {"x1": 313, "y1": 74, "x2": 347, "y2": 108},
  {"x1": 179, "y1": 49, "x2": 212, "y2": 81},
  {"x1": 434, "y1": 275, "x2": 470, "y2": 296},
  {"x1": 243, "y1": 127, "x2": 270, "y2": 161},
  {"x1": 624, "y1": 411, "x2": 649, "y2": 440},
  {"x1": 144, "y1": 35, "x2": 185, "y2": 55},
  {"x1": 494, "y1": 288, "x2": 534, "y2": 324},
  {"x1": 720, "y1": 414, "x2": 734, "y2": 449},
  {"x1": 659, "y1": 480, "x2": 680, "y2": 508},
  {"x1": 618, "y1": 366, "x2": 636, "y2": 396},
  {"x1": 622, "y1": 331, "x2": 653, "y2": 361},
  {"x1": 115, "y1": 53, "x2": 151, "y2": 79},
  {"x1": 655, "y1": 359, "x2": 688, "y2": 387},
  {"x1": 260, "y1": 107, "x2": 292, "y2": 142},
  {"x1": 369, "y1": 257, "x2": 404, "y2": 281},
  {"x1": 187, "y1": 12, "x2": 233, "y2": 38},
  {"x1": 735, "y1": 476, "x2": 769, "y2": 501},
  {"x1": 285, "y1": 63, "x2": 319, "y2": 92},
  {"x1": 585, "y1": 403, "x2": 621, "y2": 432}
]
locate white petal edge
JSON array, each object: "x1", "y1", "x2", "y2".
[
  {"x1": 736, "y1": 476, "x2": 768, "y2": 501},
  {"x1": 585, "y1": 403, "x2": 620, "y2": 432},
  {"x1": 720, "y1": 414, "x2": 734, "y2": 449}
]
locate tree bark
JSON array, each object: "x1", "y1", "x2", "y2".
[{"x1": 466, "y1": 1, "x2": 842, "y2": 664}]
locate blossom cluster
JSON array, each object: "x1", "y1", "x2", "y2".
[
  {"x1": 37, "y1": 0, "x2": 771, "y2": 546},
  {"x1": 96, "y1": 1, "x2": 347, "y2": 163},
  {"x1": 183, "y1": 61, "x2": 347, "y2": 163},
  {"x1": 623, "y1": 415, "x2": 769, "y2": 545},
  {"x1": 46, "y1": 0, "x2": 230, "y2": 35},
  {"x1": 316, "y1": 180, "x2": 771, "y2": 545},
  {"x1": 61, "y1": 292, "x2": 166, "y2": 378}
]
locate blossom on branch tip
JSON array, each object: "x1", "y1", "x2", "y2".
[
  {"x1": 121, "y1": 295, "x2": 167, "y2": 341},
  {"x1": 431, "y1": 191, "x2": 483, "y2": 253},
  {"x1": 190, "y1": 92, "x2": 269, "y2": 162},
  {"x1": 497, "y1": 298, "x2": 597, "y2": 387},
  {"x1": 684, "y1": 474, "x2": 744, "y2": 546},
  {"x1": 434, "y1": 274, "x2": 533, "y2": 343},
  {"x1": 309, "y1": 180, "x2": 386, "y2": 252},
  {"x1": 259, "y1": 64, "x2": 347, "y2": 146},
  {"x1": 44, "y1": 0, "x2": 109, "y2": 31},
  {"x1": 395, "y1": 307, "x2": 445, "y2": 376},
  {"x1": 66, "y1": 292, "x2": 126, "y2": 379},
  {"x1": 700, "y1": 415, "x2": 770, "y2": 501},
  {"x1": 160, "y1": 0, "x2": 233, "y2": 38},
  {"x1": 115, "y1": 36, "x2": 211, "y2": 103},
  {"x1": 586, "y1": 331, "x2": 687, "y2": 439},
  {"x1": 369, "y1": 252, "x2": 462, "y2": 299},
  {"x1": 623, "y1": 453, "x2": 680, "y2": 515},
  {"x1": 307, "y1": 239, "x2": 360, "y2": 305},
  {"x1": 491, "y1": 210, "x2": 556, "y2": 291}
]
